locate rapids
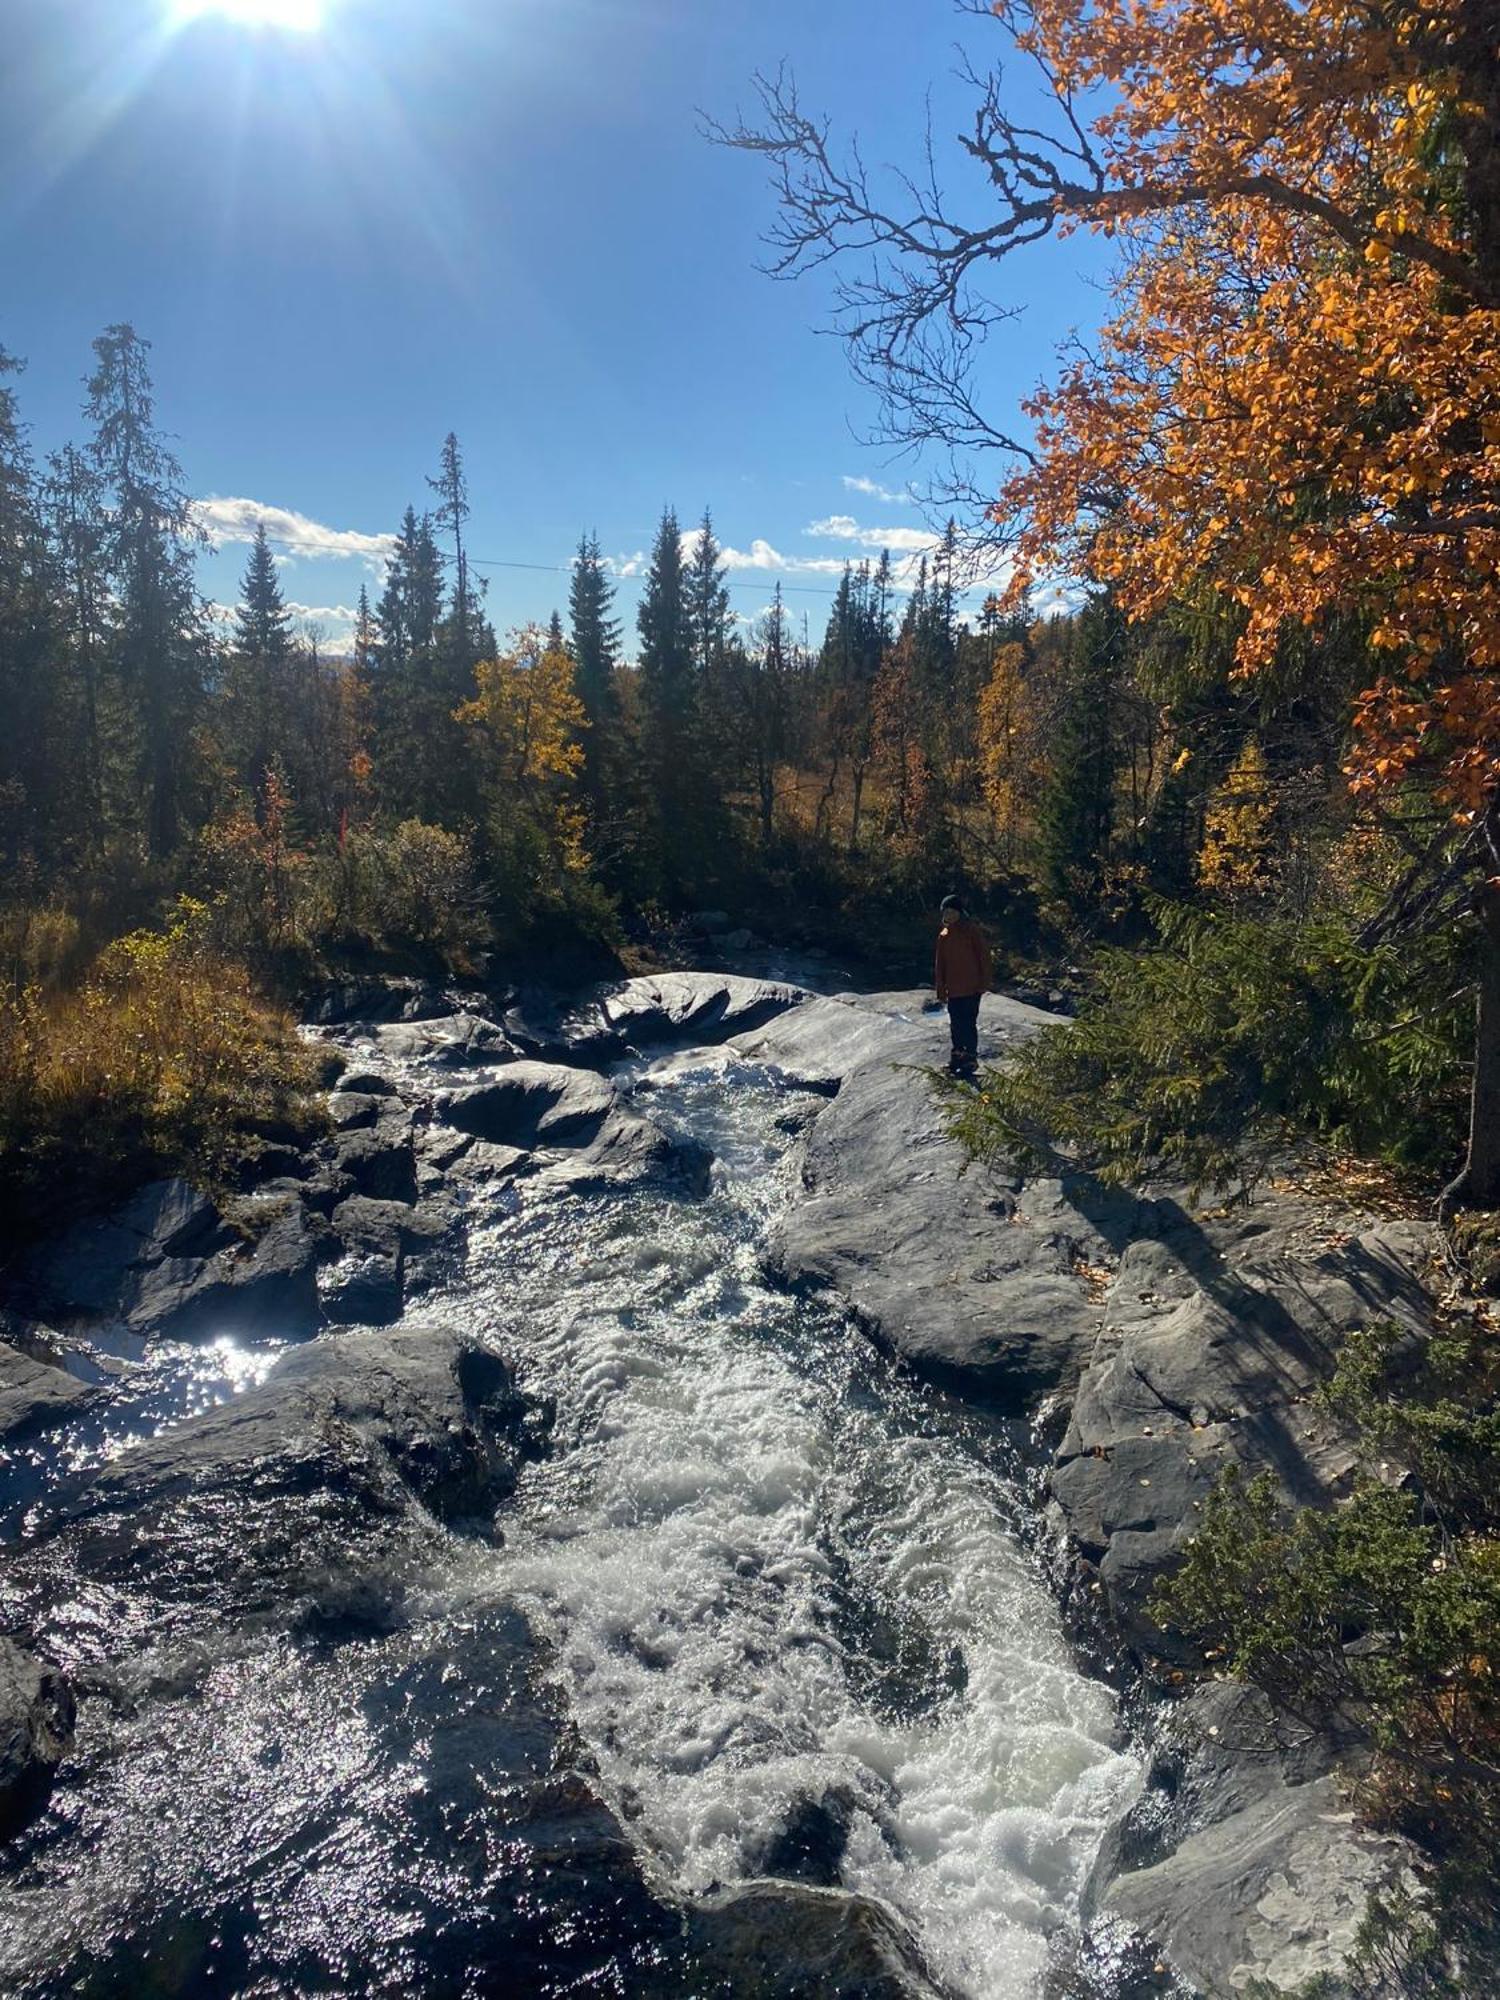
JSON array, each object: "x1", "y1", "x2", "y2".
[{"x1": 0, "y1": 1033, "x2": 1143, "y2": 1998}]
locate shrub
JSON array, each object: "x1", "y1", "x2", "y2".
[
  {"x1": 0, "y1": 900, "x2": 324, "y2": 1244},
  {"x1": 355, "y1": 818, "x2": 487, "y2": 961},
  {"x1": 944, "y1": 900, "x2": 1471, "y2": 1199}
]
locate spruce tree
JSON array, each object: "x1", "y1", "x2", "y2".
[
  {"x1": 426, "y1": 432, "x2": 473, "y2": 665},
  {"x1": 687, "y1": 507, "x2": 730, "y2": 685},
  {"x1": 223, "y1": 523, "x2": 297, "y2": 804},
  {"x1": 234, "y1": 524, "x2": 292, "y2": 663},
  {"x1": 85, "y1": 323, "x2": 207, "y2": 859},
  {"x1": 1037, "y1": 591, "x2": 1124, "y2": 900},
  {"x1": 0, "y1": 349, "x2": 73, "y2": 873}
]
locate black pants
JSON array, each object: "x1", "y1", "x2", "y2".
[{"x1": 947, "y1": 993, "x2": 980, "y2": 1068}]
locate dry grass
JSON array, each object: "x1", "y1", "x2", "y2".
[{"x1": 0, "y1": 903, "x2": 325, "y2": 1243}]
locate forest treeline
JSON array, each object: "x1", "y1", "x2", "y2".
[{"x1": 0, "y1": 321, "x2": 1478, "y2": 1227}]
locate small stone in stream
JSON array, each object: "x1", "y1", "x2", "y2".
[
  {"x1": 758, "y1": 1787, "x2": 858, "y2": 1887},
  {"x1": 328, "y1": 1121, "x2": 419, "y2": 1204},
  {"x1": 0, "y1": 1638, "x2": 75, "y2": 1841}
]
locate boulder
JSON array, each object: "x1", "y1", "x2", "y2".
[
  {"x1": 0, "y1": 1325, "x2": 548, "y2": 1672},
  {"x1": 767, "y1": 1050, "x2": 1117, "y2": 1410},
  {"x1": 1100, "y1": 1684, "x2": 1418, "y2": 1996},
  {"x1": 440, "y1": 1062, "x2": 617, "y2": 1148},
  {"x1": 327, "y1": 1118, "x2": 419, "y2": 1204},
  {"x1": 320, "y1": 1195, "x2": 460, "y2": 1325},
  {"x1": 336, "y1": 1012, "x2": 516, "y2": 1074},
  {"x1": 686, "y1": 1880, "x2": 941, "y2": 1999},
  {"x1": 305, "y1": 977, "x2": 471, "y2": 1026},
  {"x1": 19, "y1": 1181, "x2": 321, "y2": 1343},
  {"x1": 504, "y1": 992, "x2": 622, "y2": 1065},
  {"x1": 599, "y1": 972, "x2": 806, "y2": 1051},
  {"x1": 0, "y1": 1639, "x2": 75, "y2": 1841}
]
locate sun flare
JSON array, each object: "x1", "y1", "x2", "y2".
[{"x1": 172, "y1": 0, "x2": 325, "y2": 31}]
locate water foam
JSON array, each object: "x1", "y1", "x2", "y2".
[{"x1": 459, "y1": 1061, "x2": 1141, "y2": 1998}]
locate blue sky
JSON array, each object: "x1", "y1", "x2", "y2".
[{"x1": 4, "y1": 0, "x2": 1111, "y2": 652}]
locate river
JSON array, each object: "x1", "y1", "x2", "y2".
[{"x1": 0, "y1": 1029, "x2": 1142, "y2": 1998}]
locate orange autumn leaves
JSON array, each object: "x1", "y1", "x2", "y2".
[{"x1": 993, "y1": 0, "x2": 1500, "y2": 814}]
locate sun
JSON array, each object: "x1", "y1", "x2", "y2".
[{"x1": 172, "y1": 0, "x2": 325, "y2": 30}]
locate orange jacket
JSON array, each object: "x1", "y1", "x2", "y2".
[{"x1": 934, "y1": 917, "x2": 992, "y2": 1001}]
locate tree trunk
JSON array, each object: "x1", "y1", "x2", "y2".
[{"x1": 1442, "y1": 872, "x2": 1500, "y2": 1215}]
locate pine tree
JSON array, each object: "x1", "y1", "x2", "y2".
[
  {"x1": 1037, "y1": 592, "x2": 1124, "y2": 901},
  {"x1": 426, "y1": 432, "x2": 473, "y2": 665},
  {"x1": 85, "y1": 323, "x2": 206, "y2": 859},
  {"x1": 233, "y1": 524, "x2": 292, "y2": 664},
  {"x1": 547, "y1": 609, "x2": 567, "y2": 655},
  {"x1": 687, "y1": 507, "x2": 730, "y2": 685}
]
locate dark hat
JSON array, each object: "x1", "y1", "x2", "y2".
[{"x1": 940, "y1": 893, "x2": 964, "y2": 913}]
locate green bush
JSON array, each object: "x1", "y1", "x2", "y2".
[{"x1": 944, "y1": 899, "x2": 1471, "y2": 1199}]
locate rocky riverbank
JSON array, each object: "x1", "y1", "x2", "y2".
[{"x1": 0, "y1": 968, "x2": 1444, "y2": 1996}]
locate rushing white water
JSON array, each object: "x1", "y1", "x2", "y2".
[{"x1": 449, "y1": 1054, "x2": 1142, "y2": 1998}]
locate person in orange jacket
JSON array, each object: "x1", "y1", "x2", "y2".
[{"x1": 933, "y1": 893, "x2": 992, "y2": 1076}]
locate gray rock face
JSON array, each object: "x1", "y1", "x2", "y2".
[
  {"x1": 0, "y1": 1638, "x2": 75, "y2": 1840},
  {"x1": 0, "y1": 1325, "x2": 546, "y2": 1671},
  {"x1": 20, "y1": 1179, "x2": 321, "y2": 1342},
  {"x1": 327, "y1": 1115, "x2": 419, "y2": 1204},
  {"x1": 1048, "y1": 1212, "x2": 1436, "y2": 1657},
  {"x1": 1101, "y1": 1685, "x2": 1415, "y2": 1997},
  {"x1": 319, "y1": 1195, "x2": 459, "y2": 1325},
  {"x1": 764, "y1": 998, "x2": 1110, "y2": 1409}
]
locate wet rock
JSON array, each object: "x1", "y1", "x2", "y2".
[
  {"x1": 687, "y1": 1880, "x2": 940, "y2": 1998},
  {"x1": 321, "y1": 1195, "x2": 460, "y2": 1324},
  {"x1": 335, "y1": 1068, "x2": 400, "y2": 1097},
  {"x1": 505, "y1": 991, "x2": 622, "y2": 1065},
  {"x1": 1100, "y1": 1685, "x2": 1417, "y2": 1997},
  {"x1": 19, "y1": 1181, "x2": 321, "y2": 1343},
  {"x1": 326, "y1": 1089, "x2": 387, "y2": 1131},
  {"x1": 343, "y1": 1012, "x2": 517, "y2": 1072},
  {"x1": 0, "y1": 1335, "x2": 96, "y2": 1444},
  {"x1": 688, "y1": 909, "x2": 732, "y2": 933},
  {"x1": 0, "y1": 1325, "x2": 547, "y2": 1672},
  {"x1": 0, "y1": 1638, "x2": 75, "y2": 1841},
  {"x1": 599, "y1": 972, "x2": 805, "y2": 1051},
  {"x1": 327, "y1": 1118, "x2": 419, "y2": 1205},
  {"x1": 305, "y1": 976, "x2": 471, "y2": 1025},
  {"x1": 757, "y1": 1788, "x2": 858, "y2": 1887},
  {"x1": 441, "y1": 1062, "x2": 617, "y2": 1148}
]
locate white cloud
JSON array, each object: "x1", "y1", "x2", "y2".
[
  {"x1": 842, "y1": 475, "x2": 911, "y2": 505},
  {"x1": 805, "y1": 514, "x2": 941, "y2": 556},
  {"x1": 194, "y1": 495, "x2": 397, "y2": 569}
]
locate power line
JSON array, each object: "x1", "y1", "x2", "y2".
[{"x1": 205, "y1": 526, "x2": 908, "y2": 603}]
